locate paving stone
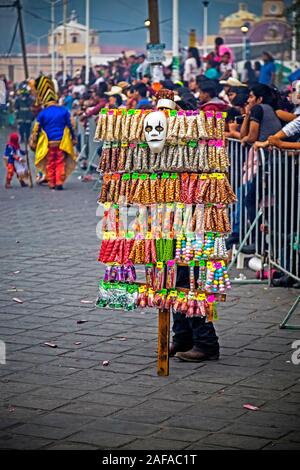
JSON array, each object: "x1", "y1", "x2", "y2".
[
  {"x1": 80, "y1": 417, "x2": 159, "y2": 436},
  {"x1": 120, "y1": 438, "x2": 188, "y2": 450},
  {"x1": 28, "y1": 386, "x2": 88, "y2": 401},
  {"x1": 263, "y1": 441, "x2": 300, "y2": 450},
  {"x1": 12, "y1": 423, "x2": 78, "y2": 440},
  {"x1": 200, "y1": 432, "x2": 271, "y2": 450},
  {"x1": 80, "y1": 392, "x2": 147, "y2": 408},
  {"x1": 164, "y1": 415, "x2": 230, "y2": 432},
  {"x1": 183, "y1": 404, "x2": 246, "y2": 420},
  {"x1": 29, "y1": 412, "x2": 95, "y2": 428},
  {"x1": 69, "y1": 430, "x2": 135, "y2": 448},
  {"x1": 240, "y1": 371, "x2": 300, "y2": 391},
  {"x1": 101, "y1": 383, "x2": 159, "y2": 397},
  {"x1": 1, "y1": 142, "x2": 300, "y2": 451},
  {"x1": 281, "y1": 431, "x2": 300, "y2": 443},
  {"x1": 57, "y1": 401, "x2": 122, "y2": 417},
  {"x1": 150, "y1": 427, "x2": 209, "y2": 443},
  {"x1": 112, "y1": 399, "x2": 190, "y2": 425},
  {"x1": 0, "y1": 434, "x2": 52, "y2": 450},
  {"x1": 8, "y1": 395, "x2": 71, "y2": 411},
  {"x1": 185, "y1": 442, "x2": 240, "y2": 450},
  {"x1": 235, "y1": 411, "x2": 300, "y2": 430},
  {"x1": 44, "y1": 441, "x2": 98, "y2": 450},
  {"x1": 221, "y1": 423, "x2": 290, "y2": 440}
]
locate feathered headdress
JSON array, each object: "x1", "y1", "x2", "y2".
[{"x1": 34, "y1": 75, "x2": 57, "y2": 105}]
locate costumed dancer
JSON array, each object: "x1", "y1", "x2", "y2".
[
  {"x1": 3, "y1": 132, "x2": 28, "y2": 188},
  {"x1": 29, "y1": 76, "x2": 77, "y2": 190}
]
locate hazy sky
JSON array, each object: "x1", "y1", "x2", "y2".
[{"x1": 0, "y1": 0, "x2": 291, "y2": 54}]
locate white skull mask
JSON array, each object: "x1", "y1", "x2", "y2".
[
  {"x1": 144, "y1": 111, "x2": 167, "y2": 153},
  {"x1": 292, "y1": 81, "x2": 300, "y2": 105}
]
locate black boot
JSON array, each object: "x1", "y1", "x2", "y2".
[
  {"x1": 176, "y1": 347, "x2": 219, "y2": 362},
  {"x1": 169, "y1": 342, "x2": 192, "y2": 357}
]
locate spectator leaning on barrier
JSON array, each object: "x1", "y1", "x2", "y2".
[
  {"x1": 227, "y1": 85, "x2": 282, "y2": 250},
  {"x1": 255, "y1": 115, "x2": 300, "y2": 150},
  {"x1": 240, "y1": 84, "x2": 282, "y2": 144}
]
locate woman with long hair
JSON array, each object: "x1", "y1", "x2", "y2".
[{"x1": 183, "y1": 47, "x2": 201, "y2": 83}]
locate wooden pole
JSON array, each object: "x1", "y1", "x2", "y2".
[
  {"x1": 148, "y1": 0, "x2": 160, "y2": 44},
  {"x1": 16, "y1": 0, "x2": 29, "y2": 79},
  {"x1": 157, "y1": 307, "x2": 170, "y2": 376},
  {"x1": 24, "y1": 138, "x2": 33, "y2": 188}
]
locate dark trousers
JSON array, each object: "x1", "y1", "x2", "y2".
[
  {"x1": 173, "y1": 266, "x2": 220, "y2": 354},
  {"x1": 18, "y1": 122, "x2": 31, "y2": 144}
]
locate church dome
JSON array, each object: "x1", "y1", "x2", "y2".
[{"x1": 220, "y1": 3, "x2": 259, "y2": 29}]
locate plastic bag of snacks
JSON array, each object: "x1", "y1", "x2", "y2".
[{"x1": 96, "y1": 281, "x2": 139, "y2": 311}]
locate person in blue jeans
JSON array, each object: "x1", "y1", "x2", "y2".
[{"x1": 171, "y1": 266, "x2": 220, "y2": 362}]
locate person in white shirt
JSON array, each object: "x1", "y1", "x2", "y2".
[
  {"x1": 136, "y1": 54, "x2": 150, "y2": 80},
  {"x1": 219, "y1": 52, "x2": 237, "y2": 81},
  {"x1": 183, "y1": 47, "x2": 201, "y2": 83},
  {"x1": 72, "y1": 77, "x2": 86, "y2": 97}
]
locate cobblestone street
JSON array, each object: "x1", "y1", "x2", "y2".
[{"x1": 0, "y1": 140, "x2": 300, "y2": 450}]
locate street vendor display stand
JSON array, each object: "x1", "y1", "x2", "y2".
[{"x1": 94, "y1": 107, "x2": 235, "y2": 376}]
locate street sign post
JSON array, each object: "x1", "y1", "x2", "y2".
[{"x1": 147, "y1": 43, "x2": 166, "y2": 63}]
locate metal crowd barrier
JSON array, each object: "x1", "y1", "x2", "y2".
[
  {"x1": 227, "y1": 138, "x2": 266, "y2": 276},
  {"x1": 266, "y1": 147, "x2": 300, "y2": 329},
  {"x1": 227, "y1": 138, "x2": 300, "y2": 329},
  {"x1": 75, "y1": 116, "x2": 101, "y2": 180}
]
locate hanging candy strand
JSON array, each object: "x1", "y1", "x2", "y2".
[
  {"x1": 171, "y1": 146, "x2": 179, "y2": 170},
  {"x1": 124, "y1": 145, "x2": 134, "y2": 172},
  {"x1": 106, "y1": 111, "x2": 115, "y2": 141},
  {"x1": 98, "y1": 174, "x2": 111, "y2": 203},
  {"x1": 196, "y1": 111, "x2": 208, "y2": 138},
  {"x1": 141, "y1": 146, "x2": 149, "y2": 172},
  {"x1": 186, "y1": 115, "x2": 197, "y2": 141},
  {"x1": 114, "y1": 112, "x2": 122, "y2": 141},
  {"x1": 136, "y1": 112, "x2": 146, "y2": 141},
  {"x1": 159, "y1": 147, "x2": 167, "y2": 171},
  {"x1": 177, "y1": 111, "x2": 187, "y2": 142},
  {"x1": 110, "y1": 144, "x2": 119, "y2": 172},
  {"x1": 195, "y1": 204, "x2": 205, "y2": 233},
  {"x1": 132, "y1": 145, "x2": 140, "y2": 171},
  {"x1": 98, "y1": 143, "x2": 111, "y2": 173},
  {"x1": 215, "y1": 112, "x2": 226, "y2": 140},
  {"x1": 166, "y1": 113, "x2": 177, "y2": 143},
  {"x1": 169, "y1": 114, "x2": 180, "y2": 144},
  {"x1": 129, "y1": 111, "x2": 140, "y2": 142},
  {"x1": 205, "y1": 111, "x2": 215, "y2": 139}
]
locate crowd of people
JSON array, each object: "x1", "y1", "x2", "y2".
[{"x1": 1, "y1": 40, "x2": 300, "y2": 263}]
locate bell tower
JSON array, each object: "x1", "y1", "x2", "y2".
[{"x1": 262, "y1": 0, "x2": 285, "y2": 18}]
